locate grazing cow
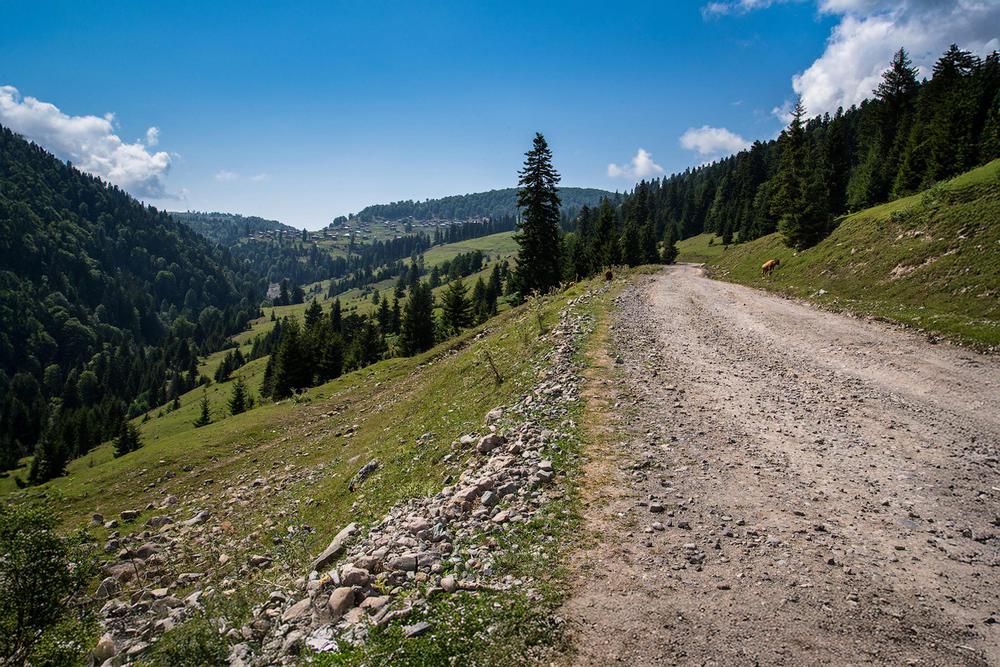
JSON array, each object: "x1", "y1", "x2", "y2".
[
  {"x1": 604, "y1": 269, "x2": 614, "y2": 281},
  {"x1": 761, "y1": 258, "x2": 780, "y2": 276}
]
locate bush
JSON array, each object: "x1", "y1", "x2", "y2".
[
  {"x1": 0, "y1": 503, "x2": 97, "y2": 665},
  {"x1": 144, "y1": 614, "x2": 228, "y2": 666}
]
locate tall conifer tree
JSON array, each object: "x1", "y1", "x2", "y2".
[{"x1": 514, "y1": 133, "x2": 563, "y2": 295}]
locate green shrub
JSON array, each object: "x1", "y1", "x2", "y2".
[{"x1": 0, "y1": 503, "x2": 97, "y2": 665}]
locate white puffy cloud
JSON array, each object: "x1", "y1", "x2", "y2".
[
  {"x1": 679, "y1": 125, "x2": 751, "y2": 159},
  {"x1": 702, "y1": 1, "x2": 1000, "y2": 117},
  {"x1": 607, "y1": 148, "x2": 664, "y2": 179},
  {"x1": 0, "y1": 85, "x2": 173, "y2": 198},
  {"x1": 145, "y1": 126, "x2": 159, "y2": 147},
  {"x1": 215, "y1": 169, "x2": 240, "y2": 182},
  {"x1": 793, "y1": 1, "x2": 1000, "y2": 115}
]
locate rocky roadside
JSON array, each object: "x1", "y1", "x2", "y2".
[
  {"x1": 238, "y1": 286, "x2": 605, "y2": 665},
  {"x1": 86, "y1": 283, "x2": 608, "y2": 666}
]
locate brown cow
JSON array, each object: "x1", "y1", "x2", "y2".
[{"x1": 761, "y1": 258, "x2": 780, "y2": 276}]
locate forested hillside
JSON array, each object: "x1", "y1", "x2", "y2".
[
  {"x1": 0, "y1": 125, "x2": 263, "y2": 481},
  {"x1": 562, "y1": 45, "x2": 999, "y2": 275},
  {"x1": 349, "y1": 186, "x2": 614, "y2": 222},
  {"x1": 170, "y1": 210, "x2": 299, "y2": 246}
]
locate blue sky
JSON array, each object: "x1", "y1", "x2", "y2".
[{"x1": 2, "y1": 1, "x2": 996, "y2": 228}]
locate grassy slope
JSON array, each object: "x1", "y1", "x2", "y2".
[
  {"x1": 675, "y1": 232, "x2": 727, "y2": 263},
  {"x1": 690, "y1": 160, "x2": 1000, "y2": 350},
  {"x1": 3, "y1": 274, "x2": 616, "y2": 664},
  {"x1": 1, "y1": 276, "x2": 591, "y2": 532}
]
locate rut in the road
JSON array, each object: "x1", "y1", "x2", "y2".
[{"x1": 562, "y1": 265, "x2": 1000, "y2": 666}]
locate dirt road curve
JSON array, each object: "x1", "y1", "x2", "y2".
[{"x1": 563, "y1": 264, "x2": 1000, "y2": 666}]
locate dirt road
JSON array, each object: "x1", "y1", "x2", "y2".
[{"x1": 563, "y1": 264, "x2": 1000, "y2": 666}]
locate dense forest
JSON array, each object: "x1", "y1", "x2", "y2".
[
  {"x1": 563, "y1": 45, "x2": 999, "y2": 271},
  {"x1": 0, "y1": 126, "x2": 263, "y2": 481},
  {"x1": 348, "y1": 186, "x2": 613, "y2": 223},
  {"x1": 170, "y1": 210, "x2": 299, "y2": 247}
]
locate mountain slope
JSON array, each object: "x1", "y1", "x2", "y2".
[
  {"x1": 170, "y1": 210, "x2": 300, "y2": 246},
  {"x1": 690, "y1": 159, "x2": 1000, "y2": 349},
  {"x1": 1, "y1": 270, "x2": 614, "y2": 665},
  {"x1": 350, "y1": 186, "x2": 615, "y2": 222},
  {"x1": 0, "y1": 125, "x2": 261, "y2": 475}
]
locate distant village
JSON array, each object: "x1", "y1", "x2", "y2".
[{"x1": 245, "y1": 215, "x2": 493, "y2": 243}]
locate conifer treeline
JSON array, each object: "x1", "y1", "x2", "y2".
[
  {"x1": 573, "y1": 46, "x2": 999, "y2": 256},
  {"x1": 257, "y1": 261, "x2": 511, "y2": 399}
]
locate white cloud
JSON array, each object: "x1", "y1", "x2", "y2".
[
  {"x1": 215, "y1": 169, "x2": 240, "y2": 182},
  {"x1": 770, "y1": 100, "x2": 795, "y2": 123},
  {"x1": 607, "y1": 148, "x2": 664, "y2": 179},
  {"x1": 794, "y1": 1, "x2": 1000, "y2": 115},
  {"x1": 145, "y1": 126, "x2": 159, "y2": 147},
  {"x1": 702, "y1": 0, "x2": 797, "y2": 17},
  {"x1": 679, "y1": 125, "x2": 751, "y2": 159},
  {"x1": 704, "y1": 1, "x2": 1000, "y2": 117},
  {"x1": 0, "y1": 85, "x2": 173, "y2": 199},
  {"x1": 250, "y1": 173, "x2": 269, "y2": 182}
]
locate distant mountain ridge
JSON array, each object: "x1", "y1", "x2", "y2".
[
  {"x1": 170, "y1": 210, "x2": 300, "y2": 246},
  {"x1": 344, "y1": 186, "x2": 616, "y2": 224}
]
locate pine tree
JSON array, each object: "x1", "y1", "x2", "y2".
[
  {"x1": 316, "y1": 333, "x2": 344, "y2": 383},
  {"x1": 401, "y1": 282, "x2": 436, "y2": 355},
  {"x1": 619, "y1": 220, "x2": 642, "y2": 266},
  {"x1": 278, "y1": 279, "x2": 290, "y2": 306},
  {"x1": 639, "y1": 221, "x2": 659, "y2": 264},
  {"x1": 228, "y1": 377, "x2": 248, "y2": 416},
  {"x1": 304, "y1": 299, "x2": 324, "y2": 330},
  {"x1": 272, "y1": 318, "x2": 310, "y2": 399},
  {"x1": 193, "y1": 391, "x2": 211, "y2": 427},
  {"x1": 260, "y1": 354, "x2": 275, "y2": 398},
  {"x1": 592, "y1": 198, "x2": 619, "y2": 269},
  {"x1": 113, "y1": 420, "x2": 142, "y2": 458},
  {"x1": 470, "y1": 277, "x2": 489, "y2": 324},
  {"x1": 330, "y1": 299, "x2": 343, "y2": 334},
  {"x1": 773, "y1": 100, "x2": 830, "y2": 249},
  {"x1": 661, "y1": 223, "x2": 679, "y2": 264},
  {"x1": 442, "y1": 276, "x2": 472, "y2": 334},
  {"x1": 514, "y1": 133, "x2": 563, "y2": 295}
]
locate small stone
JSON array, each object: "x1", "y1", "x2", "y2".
[
  {"x1": 327, "y1": 587, "x2": 355, "y2": 620},
  {"x1": 477, "y1": 433, "x2": 505, "y2": 453},
  {"x1": 181, "y1": 510, "x2": 210, "y2": 527},
  {"x1": 339, "y1": 565, "x2": 369, "y2": 587},
  {"x1": 403, "y1": 621, "x2": 432, "y2": 637},
  {"x1": 249, "y1": 555, "x2": 271, "y2": 568},
  {"x1": 387, "y1": 554, "x2": 417, "y2": 572},
  {"x1": 120, "y1": 509, "x2": 140, "y2": 522},
  {"x1": 281, "y1": 598, "x2": 312, "y2": 622},
  {"x1": 282, "y1": 630, "x2": 304, "y2": 655},
  {"x1": 360, "y1": 595, "x2": 390, "y2": 612},
  {"x1": 440, "y1": 575, "x2": 458, "y2": 593},
  {"x1": 93, "y1": 634, "x2": 116, "y2": 662}
]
